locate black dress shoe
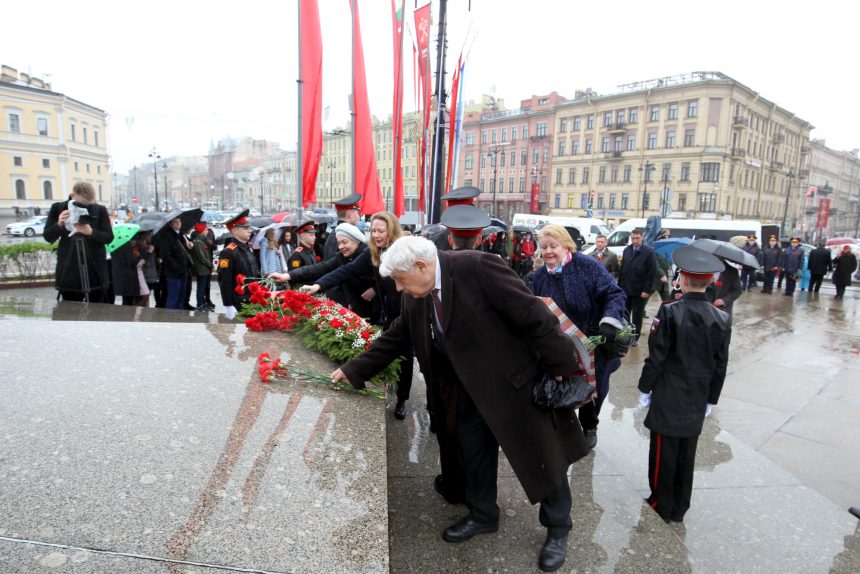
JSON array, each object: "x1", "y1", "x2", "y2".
[
  {"x1": 584, "y1": 429, "x2": 597, "y2": 450},
  {"x1": 538, "y1": 533, "x2": 568, "y2": 572},
  {"x1": 434, "y1": 474, "x2": 465, "y2": 505},
  {"x1": 442, "y1": 517, "x2": 498, "y2": 543},
  {"x1": 394, "y1": 400, "x2": 406, "y2": 420}
]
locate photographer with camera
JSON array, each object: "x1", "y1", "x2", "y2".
[{"x1": 44, "y1": 182, "x2": 114, "y2": 302}]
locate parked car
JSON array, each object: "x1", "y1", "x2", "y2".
[{"x1": 5, "y1": 216, "x2": 48, "y2": 237}]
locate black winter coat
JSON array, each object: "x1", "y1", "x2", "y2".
[
  {"x1": 761, "y1": 246, "x2": 783, "y2": 271},
  {"x1": 638, "y1": 292, "x2": 731, "y2": 437},
  {"x1": 832, "y1": 252, "x2": 857, "y2": 287},
  {"x1": 807, "y1": 247, "x2": 833, "y2": 275},
  {"x1": 317, "y1": 248, "x2": 401, "y2": 328},
  {"x1": 44, "y1": 200, "x2": 114, "y2": 296},
  {"x1": 111, "y1": 241, "x2": 145, "y2": 296},
  {"x1": 705, "y1": 263, "x2": 743, "y2": 314},
  {"x1": 157, "y1": 228, "x2": 192, "y2": 278},
  {"x1": 619, "y1": 244, "x2": 657, "y2": 296},
  {"x1": 288, "y1": 243, "x2": 376, "y2": 319}
]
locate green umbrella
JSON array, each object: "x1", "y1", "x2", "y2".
[{"x1": 107, "y1": 223, "x2": 141, "y2": 253}]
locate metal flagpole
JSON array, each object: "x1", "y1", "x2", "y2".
[{"x1": 297, "y1": 0, "x2": 304, "y2": 219}]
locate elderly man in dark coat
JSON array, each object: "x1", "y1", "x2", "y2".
[
  {"x1": 332, "y1": 236, "x2": 587, "y2": 572},
  {"x1": 705, "y1": 259, "x2": 743, "y2": 315},
  {"x1": 618, "y1": 228, "x2": 657, "y2": 344},
  {"x1": 807, "y1": 241, "x2": 833, "y2": 294}
]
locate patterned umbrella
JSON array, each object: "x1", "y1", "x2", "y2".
[{"x1": 107, "y1": 223, "x2": 141, "y2": 253}]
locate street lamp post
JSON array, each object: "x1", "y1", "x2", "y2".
[
  {"x1": 162, "y1": 162, "x2": 168, "y2": 209},
  {"x1": 148, "y1": 148, "x2": 161, "y2": 211},
  {"x1": 639, "y1": 162, "x2": 654, "y2": 218},
  {"x1": 781, "y1": 170, "x2": 796, "y2": 236},
  {"x1": 488, "y1": 142, "x2": 510, "y2": 218}
]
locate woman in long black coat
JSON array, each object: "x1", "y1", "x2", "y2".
[
  {"x1": 832, "y1": 245, "x2": 858, "y2": 300},
  {"x1": 111, "y1": 233, "x2": 152, "y2": 306}
]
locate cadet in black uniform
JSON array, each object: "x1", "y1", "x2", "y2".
[
  {"x1": 638, "y1": 246, "x2": 731, "y2": 524},
  {"x1": 286, "y1": 221, "x2": 319, "y2": 283},
  {"x1": 217, "y1": 209, "x2": 260, "y2": 320},
  {"x1": 432, "y1": 186, "x2": 482, "y2": 251},
  {"x1": 323, "y1": 193, "x2": 363, "y2": 260}
]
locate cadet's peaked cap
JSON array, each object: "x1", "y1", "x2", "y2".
[
  {"x1": 332, "y1": 193, "x2": 362, "y2": 211},
  {"x1": 296, "y1": 220, "x2": 317, "y2": 234},
  {"x1": 673, "y1": 245, "x2": 724, "y2": 279},
  {"x1": 442, "y1": 186, "x2": 481, "y2": 206},
  {"x1": 225, "y1": 209, "x2": 251, "y2": 230},
  {"x1": 440, "y1": 205, "x2": 491, "y2": 237}
]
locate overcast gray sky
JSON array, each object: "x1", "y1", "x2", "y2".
[{"x1": 2, "y1": 0, "x2": 857, "y2": 173}]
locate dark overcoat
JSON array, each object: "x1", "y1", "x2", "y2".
[
  {"x1": 832, "y1": 252, "x2": 857, "y2": 287},
  {"x1": 807, "y1": 247, "x2": 833, "y2": 276},
  {"x1": 619, "y1": 244, "x2": 657, "y2": 296},
  {"x1": 341, "y1": 250, "x2": 588, "y2": 503},
  {"x1": 44, "y1": 200, "x2": 113, "y2": 295},
  {"x1": 705, "y1": 262, "x2": 743, "y2": 314}
]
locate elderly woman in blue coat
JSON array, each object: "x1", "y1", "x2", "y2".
[{"x1": 531, "y1": 224, "x2": 628, "y2": 450}]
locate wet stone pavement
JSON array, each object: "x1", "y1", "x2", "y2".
[{"x1": 0, "y1": 280, "x2": 858, "y2": 573}]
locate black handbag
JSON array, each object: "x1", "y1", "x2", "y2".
[{"x1": 532, "y1": 372, "x2": 595, "y2": 409}]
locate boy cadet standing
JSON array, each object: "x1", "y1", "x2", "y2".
[
  {"x1": 638, "y1": 246, "x2": 731, "y2": 523},
  {"x1": 217, "y1": 209, "x2": 259, "y2": 320}
]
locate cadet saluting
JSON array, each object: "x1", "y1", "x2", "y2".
[{"x1": 217, "y1": 209, "x2": 260, "y2": 320}]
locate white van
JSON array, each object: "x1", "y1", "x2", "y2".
[
  {"x1": 511, "y1": 213, "x2": 611, "y2": 245},
  {"x1": 585, "y1": 218, "x2": 765, "y2": 257}
]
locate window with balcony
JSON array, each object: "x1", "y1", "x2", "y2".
[
  {"x1": 602, "y1": 137, "x2": 611, "y2": 152},
  {"x1": 37, "y1": 117, "x2": 49, "y2": 136},
  {"x1": 573, "y1": 116, "x2": 581, "y2": 131},
  {"x1": 623, "y1": 165, "x2": 632, "y2": 182},
  {"x1": 684, "y1": 129, "x2": 695, "y2": 147},
  {"x1": 665, "y1": 130, "x2": 676, "y2": 148},
  {"x1": 532, "y1": 148, "x2": 540, "y2": 164},
  {"x1": 650, "y1": 105, "x2": 660, "y2": 122},
  {"x1": 647, "y1": 132, "x2": 657, "y2": 149},
  {"x1": 687, "y1": 99, "x2": 698, "y2": 117},
  {"x1": 585, "y1": 139, "x2": 593, "y2": 154},
  {"x1": 700, "y1": 162, "x2": 720, "y2": 182},
  {"x1": 536, "y1": 122, "x2": 548, "y2": 137},
  {"x1": 668, "y1": 103, "x2": 678, "y2": 120},
  {"x1": 616, "y1": 110, "x2": 625, "y2": 124},
  {"x1": 614, "y1": 136, "x2": 623, "y2": 152}
]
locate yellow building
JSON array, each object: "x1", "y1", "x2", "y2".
[
  {"x1": 1, "y1": 64, "x2": 110, "y2": 216},
  {"x1": 550, "y1": 72, "x2": 813, "y2": 228}
]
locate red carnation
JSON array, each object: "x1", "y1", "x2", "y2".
[
  {"x1": 360, "y1": 331, "x2": 372, "y2": 340},
  {"x1": 236, "y1": 274, "x2": 246, "y2": 286},
  {"x1": 329, "y1": 318, "x2": 345, "y2": 329}
]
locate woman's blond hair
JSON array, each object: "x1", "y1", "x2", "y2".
[
  {"x1": 538, "y1": 224, "x2": 576, "y2": 252},
  {"x1": 369, "y1": 212, "x2": 402, "y2": 267}
]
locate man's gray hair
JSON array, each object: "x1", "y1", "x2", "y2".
[{"x1": 379, "y1": 236, "x2": 438, "y2": 277}]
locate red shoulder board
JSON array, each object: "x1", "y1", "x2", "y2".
[
  {"x1": 295, "y1": 246, "x2": 303, "y2": 253},
  {"x1": 226, "y1": 243, "x2": 237, "y2": 251}
]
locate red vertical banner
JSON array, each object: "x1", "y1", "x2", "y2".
[
  {"x1": 530, "y1": 182, "x2": 540, "y2": 213},
  {"x1": 351, "y1": 0, "x2": 384, "y2": 215},
  {"x1": 445, "y1": 54, "x2": 462, "y2": 196},
  {"x1": 301, "y1": 0, "x2": 323, "y2": 207},
  {"x1": 391, "y1": 0, "x2": 405, "y2": 217},
  {"x1": 816, "y1": 198, "x2": 830, "y2": 228},
  {"x1": 414, "y1": 2, "x2": 431, "y2": 214}
]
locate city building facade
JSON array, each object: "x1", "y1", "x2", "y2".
[
  {"x1": 549, "y1": 72, "x2": 813, "y2": 230},
  {"x1": 803, "y1": 141, "x2": 860, "y2": 240},
  {"x1": 1, "y1": 64, "x2": 110, "y2": 216},
  {"x1": 456, "y1": 93, "x2": 564, "y2": 222}
]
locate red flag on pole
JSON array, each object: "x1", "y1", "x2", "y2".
[
  {"x1": 414, "y1": 3, "x2": 432, "y2": 215},
  {"x1": 351, "y1": 0, "x2": 384, "y2": 215},
  {"x1": 300, "y1": 0, "x2": 323, "y2": 208},
  {"x1": 391, "y1": 0, "x2": 405, "y2": 217},
  {"x1": 445, "y1": 54, "x2": 462, "y2": 196}
]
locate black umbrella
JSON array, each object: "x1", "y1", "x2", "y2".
[
  {"x1": 248, "y1": 216, "x2": 275, "y2": 228},
  {"x1": 481, "y1": 225, "x2": 506, "y2": 237},
  {"x1": 489, "y1": 217, "x2": 508, "y2": 231},
  {"x1": 512, "y1": 224, "x2": 534, "y2": 233},
  {"x1": 164, "y1": 208, "x2": 204, "y2": 230},
  {"x1": 131, "y1": 212, "x2": 171, "y2": 235},
  {"x1": 691, "y1": 238, "x2": 760, "y2": 268}
]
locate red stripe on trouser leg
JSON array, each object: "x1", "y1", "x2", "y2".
[{"x1": 650, "y1": 433, "x2": 662, "y2": 509}]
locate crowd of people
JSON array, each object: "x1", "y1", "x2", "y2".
[{"x1": 41, "y1": 184, "x2": 857, "y2": 571}]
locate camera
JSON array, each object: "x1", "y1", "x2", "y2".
[{"x1": 70, "y1": 201, "x2": 96, "y2": 226}]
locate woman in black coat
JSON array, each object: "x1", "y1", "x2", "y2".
[
  {"x1": 111, "y1": 233, "x2": 152, "y2": 306},
  {"x1": 832, "y1": 245, "x2": 858, "y2": 300}
]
